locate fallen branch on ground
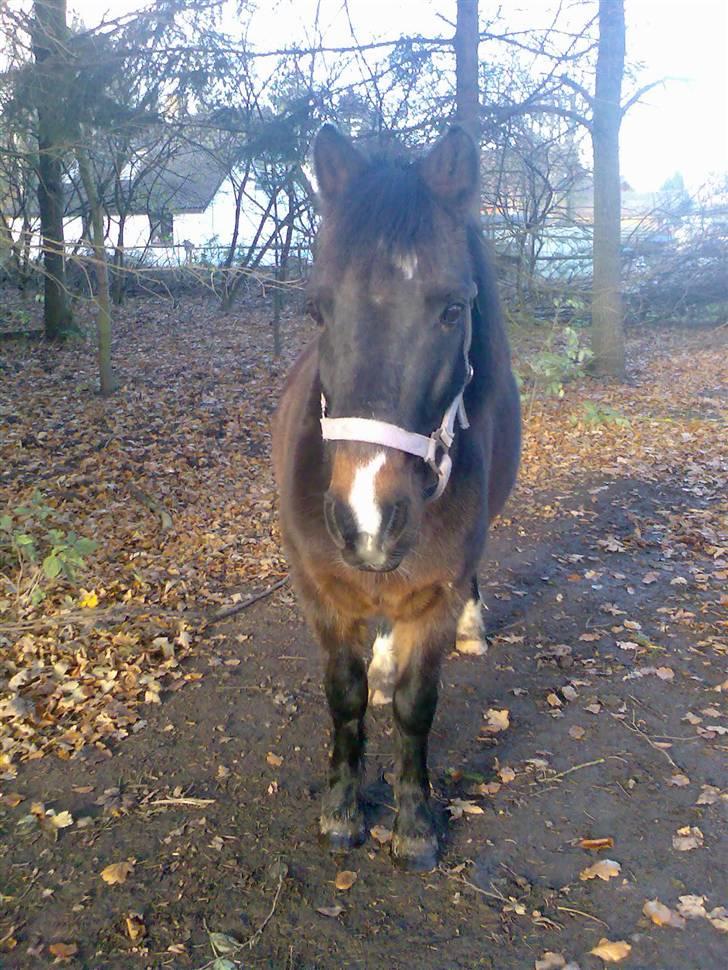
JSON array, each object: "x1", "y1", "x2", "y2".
[{"x1": 207, "y1": 577, "x2": 289, "y2": 624}]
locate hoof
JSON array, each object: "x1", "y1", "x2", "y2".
[
  {"x1": 455, "y1": 636, "x2": 488, "y2": 656},
  {"x1": 319, "y1": 813, "x2": 366, "y2": 852},
  {"x1": 391, "y1": 831, "x2": 439, "y2": 871}
]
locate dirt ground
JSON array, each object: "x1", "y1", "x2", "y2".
[{"x1": 1, "y1": 303, "x2": 726, "y2": 969}]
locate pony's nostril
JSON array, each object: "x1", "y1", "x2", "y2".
[
  {"x1": 384, "y1": 498, "x2": 410, "y2": 543},
  {"x1": 324, "y1": 494, "x2": 358, "y2": 549}
]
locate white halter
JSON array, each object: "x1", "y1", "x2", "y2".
[{"x1": 320, "y1": 305, "x2": 474, "y2": 502}]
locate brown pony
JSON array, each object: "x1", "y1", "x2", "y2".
[{"x1": 273, "y1": 125, "x2": 520, "y2": 870}]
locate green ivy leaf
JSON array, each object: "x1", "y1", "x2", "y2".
[{"x1": 43, "y1": 555, "x2": 62, "y2": 579}]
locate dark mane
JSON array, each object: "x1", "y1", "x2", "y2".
[{"x1": 329, "y1": 157, "x2": 437, "y2": 261}]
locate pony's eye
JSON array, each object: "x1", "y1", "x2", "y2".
[
  {"x1": 440, "y1": 302, "x2": 464, "y2": 327},
  {"x1": 305, "y1": 300, "x2": 324, "y2": 325}
]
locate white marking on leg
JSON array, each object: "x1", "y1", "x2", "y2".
[
  {"x1": 456, "y1": 598, "x2": 487, "y2": 655},
  {"x1": 368, "y1": 630, "x2": 396, "y2": 705},
  {"x1": 348, "y1": 451, "x2": 387, "y2": 537}
]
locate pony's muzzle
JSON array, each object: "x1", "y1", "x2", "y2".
[{"x1": 323, "y1": 492, "x2": 411, "y2": 572}]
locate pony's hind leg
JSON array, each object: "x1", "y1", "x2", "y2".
[
  {"x1": 456, "y1": 574, "x2": 487, "y2": 655},
  {"x1": 390, "y1": 617, "x2": 450, "y2": 871},
  {"x1": 317, "y1": 616, "x2": 368, "y2": 851}
]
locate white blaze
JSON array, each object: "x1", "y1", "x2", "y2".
[
  {"x1": 393, "y1": 251, "x2": 418, "y2": 280},
  {"x1": 348, "y1": 451, "x2": 387, "y2": 536}
]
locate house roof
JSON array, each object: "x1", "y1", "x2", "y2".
[
  {"x1": 119, "y1": 147, "x2": 228, "y2": 216},
  {"x1": 16, "y1": 142, "x2": 229, "y2": 219}
]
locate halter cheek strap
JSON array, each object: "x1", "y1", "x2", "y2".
[{"x1": 320, "y1": 304, "x2": 474, "y2": 502}]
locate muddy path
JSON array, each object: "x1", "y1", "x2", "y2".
[{"x1": 2, "y1": 468, "x2": 726, "y2": 969}]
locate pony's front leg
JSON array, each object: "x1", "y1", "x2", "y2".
[
  {"x1": 316, "y1": 616, "x2": 368, "y2": 851},
  {"x1": 391, "y1": 619, "x2": 450, "y2": 871}
]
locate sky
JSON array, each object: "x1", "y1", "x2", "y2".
[{"x1": 69, "y1": 0, "x2": 727, "y2": 193}]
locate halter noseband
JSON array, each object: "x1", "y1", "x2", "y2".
[{"x1": 320, "y1": 303, "x2": 474, "y2": 502}]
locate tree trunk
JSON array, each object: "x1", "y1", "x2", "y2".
[
  {"x1": 591, "y1": 0, "x2": 626, "y2": 378},
  {"x1": 32, "y1": 0, "x2": 73, "y2": 341},
  {"x1": 111, "y1": 213, "x2": 126, "y2": 305},
  {"x1": 454, "y1": 0, "x2": 480, "y2": 219},
  {"x1": 77, "y1": 148, "x2": 115, "y2": 396}
]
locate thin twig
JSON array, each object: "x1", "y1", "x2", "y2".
[
  {"x1": 609, "y1": 712, "x2": 680, "y2": 770},
  {"x1": 446, "y1": 872, "x2": 508, "y2": 903},
  {"x1": 557, "y1": 905, "x2": 610, "y2": 928},
  {"x1": 148, "y1": 797, "x2": 215, "y2": 808},
  {"x1": 207, "y1": 577, "x2": 288, "y2": 624},
  {"x1": 245, "y1": 869, "x2": 285, "y2": 949}
]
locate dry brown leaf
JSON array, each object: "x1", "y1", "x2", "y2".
[
  {"x1": 498, "y1": 766, "x2": 516, "y2": 784},
  {"x1": 643, "y1": 898, "x2": 686, "y2": 929},
  {"x1": 125, "y1": 912, "x2": 146, "y2": 942},
  {"x1": 579, "y1": 837, "x2": 614, "y2": 851},
  {"x1": 334, "y1": 870, "x2": 357, "y2": 891},
  {"x1": 266, "y1": 751, "x2": 283, "y2": 767},
  {"x1": 667, "y1": 773, "x2": 690, "y2": 787},
  {"x1": 672, "y1": 826, "x2": 704, "y2": 851},
  {"x1": 48, "y1": 942, "x2": 78, "y2": 962},
  {"x1": 569, "y1": 725, "x2": 586, "y2": 740},
  {"x1": 708, "y1": 906, "x2": 728, "y2": 932},
  {"x1": 370, "y1": 825, "x2": 392, "y2": 845},
  {"x1": 655, "y1": 666, "x2": 674, "y2": 681},
  {"x1": 2, "y1": 792, "x2": 24, "y2": 808},
  {"x1": 448, "y1": 798, "x2": 485, "y2": 818},
  {"x1": 696, "y1": 785, "x2": 721, "y2": 805},
  {"x1": 579, "y1": 859, "x2": 621, "y2": 881},
  {"x1": 677, "y1": 895, "x2": 707, "y2": 919},
  {"x1": 590, "y1": 939, "x2": 632, "y2": 962},
  {"x1": 483, "y1": 708, "x2": 510, "y2": 733},
  {"x1": 100, "y1": 859, "x2": 135, "y2": 885},
  {"x1": 535, "y1": 953, "x2": 566, "y2": 970},
  {"x1": 316, "y1": 904, "x2": 344, "y2": 918}
]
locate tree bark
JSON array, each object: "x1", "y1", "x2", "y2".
[
  {"x1": 77, "y1": 148, "x2": 115, "y2": 396},
  {"x1": 32, "y1": 0, "x2": 73, "y2": 341},
  {"x1": 454, "y1": 0, "x2": 480, "y2": 219},
  {"x1": 591, "y1": 0, "x2": 626, "y2": 378}
]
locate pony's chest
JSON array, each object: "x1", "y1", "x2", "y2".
[{"x1": 316, "y1": 567, "x2": 452, "y2": 624}]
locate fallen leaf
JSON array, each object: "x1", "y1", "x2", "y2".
[
  {"x1": 642, "y1": 571, "x2": 659, "y2": 584},
  {"x1": 579, "y1": 837, "x2": 614, "y2": 851},
  {"x1": 655, "y1": 666, "x2": 674, "y2": 681},
  {"x1": 677, "y1": 895, "x2": 707, "y2": 919},
  {"x1": 48, "y1": 809, "x2": 74, "y2": 830},
  {"x1": 498, "y1": 766, "x2": 516, "y2": 783},
  {"x1": 334, "y1": 870, "x2": 357, "y2": 891},
  {"x1": 266, "y1": 751, "x2": 283, "y2": 767},
  {"x1": 535, "y1": 953, "x2": 566, "y2": 970},
  {"x1": 2, "y1": 792, "x2": 24, "y2": 807},
  {"x1": 48, "y1": 942, "x2": 78, "y2": 962},
  {"x1": 316, "y1": 904, "x2": 344, "y2": 918},
  {"x1": 579, "y1": 859, "x2": 621, "y2": 881},
  {"x1": 708, "y1": 906, "x2": 728, "y2": 932},
  {"x1": 483, "y1": 708, "x2": 510, "y2": 733},
  {"x1": 79, "y1": 589, "x2": 99, "y2": 609},
  {"x1": 370, "y1": 825, "x2": 392, "y2": 844},
  {"x1": 476, "y1": 781, "x2": 502, "y2": 795},
  {"x1": 667, "y1": 773, "x2": 690, "y2": 787},
  {"x1": 125, "y1": 912, "x2": 146, "y2": 942},
  {"x1": 569, "y1": 725, "x2": 586, "y2": 740},
  {"x1": 590, "y1": 938, "x2": 631, "y2": 962},
  {"x1": 208, "y1": 931, "x2": 240, "y2": 956},
  {"x1": 672, "y1": 826, "x2": 704, "y2": 851},
  {"x1": 547, "y1": 692, "x2": 563, "y2": 708},
  {"x1": 696, "y1": 785, "x2": 721, "y2": 805},
  {"x1": 447, "y1": 798, "x2": 485, "y2": 818},
  {"x1": 100, "y1": 859, "x2": 135, "y2": 885},
  {"x1": 643, "y1": 898, "x2": 686, "y2": 929}
]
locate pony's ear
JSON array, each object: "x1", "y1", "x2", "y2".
[
  {"x1": 313, "y1": 124, "x2": 367, "y2": 207},
  {"x1": 420, "y1": 126, "x2": 479, "y2": 209}
]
